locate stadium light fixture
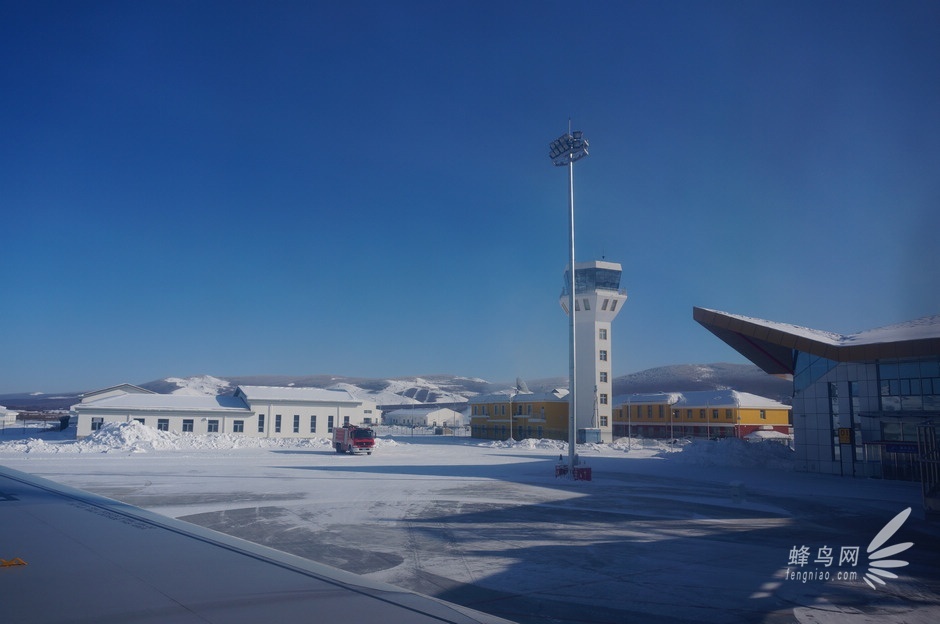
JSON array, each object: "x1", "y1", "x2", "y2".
[{"x1": 549, "y1": 130, "x2": 589, "y2": 166}]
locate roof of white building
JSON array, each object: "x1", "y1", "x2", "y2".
[
  {"x1": 72, "y1": 384, "x2": 375, "y2": 415},
  {"x1": 385, "y1": 406, "x2": 461, "y2": 417},
  {"x1": 616, "y1": 389, "x2": 789, "y2": 410},
  {"x1": 74, "y1": 394, "x2": 251, "y2": 413},
  {"x1": 470, "y1": 389, "x2": 569, "y2": 404},
  {"x1": 235, "y1": 385, "x2": 361, "y2": 404},
  {"x1": 81, "y1": 383, "x2": 156, "y2": 401},
  {"x1": 694, "y1": 307, "x2": 940, "y2": 375}
]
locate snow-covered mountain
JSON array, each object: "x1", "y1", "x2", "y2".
[
  {"x1": 0, "y1": 363, "x2": 791, "y2": 411},
  {"x1": 165, "y1": 375, "x2": 233, "y2": 396},
  {"x1": 140, "y1": 374, "x2": 498, "y2": 406},
  {"x1": 136, "y1": 364, "x2": 790, "y2": 404}
]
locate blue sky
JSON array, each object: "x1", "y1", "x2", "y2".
[{"x1": 2, "y1": 1, "x2": 938, "y2": 394}]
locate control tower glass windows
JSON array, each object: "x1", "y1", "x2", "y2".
[{"x1": 562, "y1": 267, "x2": 622, "y2": 296}]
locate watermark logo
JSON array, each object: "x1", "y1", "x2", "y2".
[
  {"x1": 861, "y1": 507, "x2": 914, "y2": 589},
  {"x1": 785, "y1": 507, "x2": 914, "y2": 590}
]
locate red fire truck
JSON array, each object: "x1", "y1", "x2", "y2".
[{"x1": 332, "y1": 424, "x2": 375, "y2": 455}]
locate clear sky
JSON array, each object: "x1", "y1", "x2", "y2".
[{"x1": 2, "y1": 1, "x2": 938, "y2": 394}]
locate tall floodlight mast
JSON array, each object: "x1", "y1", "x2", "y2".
[{"x1": 549, "y1": 127, "x2": 589, "y2": 477}]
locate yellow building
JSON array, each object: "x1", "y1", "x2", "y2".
[
  {"x1": 469, "y1": 389, "x2": 570, "y2": 441},
  {"x1": 613, "y1": 390, "x2": 792, "y2": 441}
]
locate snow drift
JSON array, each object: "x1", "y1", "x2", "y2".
[{"x1": 0, "y1": 422, "x2": 794, "y2": 471}]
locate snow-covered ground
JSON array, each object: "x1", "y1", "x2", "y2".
[{"x1": 1, "y1": 423, "x2": 937, "y2": 623}]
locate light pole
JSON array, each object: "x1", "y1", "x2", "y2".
[
  {"x1": 706, "y1": 398, "x2": 710, "y2": 441},
  {"x1": 550, "y1": 126, "x2": 589, "y2": 476},
  {"x1": 665, "y1": 393, "x2": 677, "y2": 441},
  {"x1": 627, "y1": 395, "x2": 632, "y2": 451}
]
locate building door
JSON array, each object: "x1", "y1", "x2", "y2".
[{"x1": 838, "y1": 427, "x2": 855, "y2": 476}]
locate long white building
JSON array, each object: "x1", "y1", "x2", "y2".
[
  {"x1": 73, "y1": 384, "x2": 379, "y2": 439},
  {"x1": 383, "y1": 406, "x2": 466, "y2": 428}
]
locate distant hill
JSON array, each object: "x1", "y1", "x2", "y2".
[
  {"x1": 0, "y1": 363, "x2": 791, "y2": 411},
  {"x1": 613, "y1": 363, "x2": 791, "y2": 403},
  {"x1": 0, "y1": 391, "x2": 84, "y2": 413}
]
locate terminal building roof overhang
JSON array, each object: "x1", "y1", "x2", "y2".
[{"x1": 693, "y1": 307, "x2": 940, "y2": 376}]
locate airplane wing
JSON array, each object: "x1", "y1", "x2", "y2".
[{"x1": 0, "y1": 465, "x2": 514, "y2": 624}]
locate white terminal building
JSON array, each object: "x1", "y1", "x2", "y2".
[
  {"x1": 72, "y1": 384, "x2": 378, "y2": 439},
  {"x1": 560, "y1": 260, "x2": 627, "y2": 443}
]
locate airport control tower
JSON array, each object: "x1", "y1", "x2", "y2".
[{"x1": 559, "y1": 260, "x2": 627, "y2": 443}]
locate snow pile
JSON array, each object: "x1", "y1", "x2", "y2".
[
  {"x1": 517, "y1": 438, "x2": 567, "y2": 451},
  {"x1": 82, "y1": 421, "x2": 181, "y2": 452},
  {"x1": 0, "y1": 438, "x2": 58, "y2": 453},
  {"x1": 609, "y1": 437, "x2": 683, "y2": 453},
  {"x1": 478, "y1": 438, "x2": 568, "y2": 451},
  {"x1": 664, "y1": 438, "x2": 794, "y2": 470}
]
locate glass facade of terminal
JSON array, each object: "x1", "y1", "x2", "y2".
[
  {"x1": 696, "y1": 308, "x2": 940, "y2": 484},
  {"x1": 792, "y1": 353, "x2": 940, "y2": 480},
  {"x1": 878, "y1": 358, "x2": 940, "y2": 412},
  {"x1": 794, "y1": 352, "x2": 837, "y2": 392}
]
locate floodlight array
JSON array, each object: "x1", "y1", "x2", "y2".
[{"x1": 549, "y1": 131, "x2": 589, "y2": 166}]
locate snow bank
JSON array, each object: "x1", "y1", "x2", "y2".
[
  {"x1": 1, "y1": 422, "x2": 794, "y2": 470},
  {"x1": 481, "y1": 437, "x2": 681, "y2": 454},
  {"x1": 474, "y1": 436, "x2": 792, "y2": 470},
  {"x1": 0, "y1": 421, "x2": 332, "y2": 454},
  {"x1": 664, "y1": 438, "x2": 794, "y2": 470}
]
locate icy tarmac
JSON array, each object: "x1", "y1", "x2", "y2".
[{"x1": 2, "y1": 425, "x2": 938, "y2": 623}]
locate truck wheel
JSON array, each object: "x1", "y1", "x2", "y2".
[{"x1": 335, "y1": 444, "x2": 343, "y2": 453}]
